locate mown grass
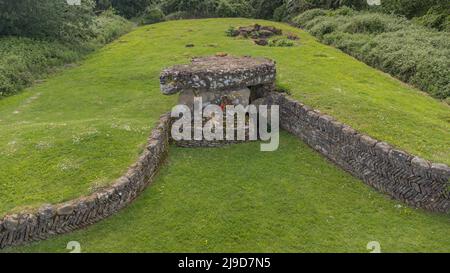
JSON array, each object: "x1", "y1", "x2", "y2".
[
  {"x1": 0, "y1": 18, "x2": 449, "y2": 252},
  {"x1": 4, "y1": 133, "x2": 450, "y2": 253}
]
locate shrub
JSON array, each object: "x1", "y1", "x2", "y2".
[
  {"x1": 216, "y1": 0, "x2": 235, "y2": 17},
  {"x1": 225, "y1": 26, "x2": 238, "y2": 36},
  {"x1": 139, "y1": 7, "x2": 165, "y2": 25},
  {"x1": 0, "y1": 0, "x2": 96, "y2": 44},
  {"x1": 163, "y1": 0, "x2": 219, "y2": 18},
  {"x1": 414, "y1": 4, "x2": 450, "y2": 32},
  {"x1": 228, "y1": 0, "x2": 255, "y2": 18},
  {"x1": 110, "y1": 0, "x2": 153, "y2": 18},
  {"x1": 283, "y1": 0, "x2": 315, "y2": 18},
  {"x1": 343, "y1": 14, "x2": 393, "y2": 34},
  {"x1": 292, "y1": 8, "x2": 326, "y2": 27},
  {"x1": 273, "y1": 5, "x2": 288, "y2": 22},
  {"x1": 0, "y1": 37, "x2": 79, "y2": 97},
  {"x1": 95, "y1": 0, "x2": 112, "y2": 11},
  {"x1": 381, "y1": 0, "x2": 441, "y2": 19},
  {"x1": 294, "y1": 8, "x2": 450, "y2": 99},
  {"x1": 216, "y1": 0, "x2": 254, "y2": 18},
  {"x1": 275, "y1": 0, "x2": 367, "y2": 21},
  {"x1": 329, "y1": 6, "x2": 355, "y2": 16},
  {"x1": 91, "y1": 10, "x2": 134, "y2": 44},
  {"x1": 0, "y1": 11, "x2": 133, "y2": 98},
  {"x1": 165, "y1": 11, "x2": 192, "y2": 20},
  {"x1": 251, "y1": 0, "x2": 284, "y2": 19},
  {"x1": 322, "y1": 31, "x2": 371, "y2": 57},
  {"x1": 161, "y1": 0, "x2": 255, "y2": 19},
  {"x1": 308, "y1": 19, "x2": 338, "y2": 38}
]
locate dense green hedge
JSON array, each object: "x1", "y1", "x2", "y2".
[
  {"x1": 0, "y1": 0, "x2": 96, "y2": 43},
  {"x1": 0, "y1": 11, "x2": 132, "y2": 97},
  {"x1": 160, "y1": 0, "x2": 256, "y2": 19},
  {"x1": 380, "y1": 0, "x2": 441, "y2": 19},
  {"x1": 413, "y1": 4, "x2": 450, "y2": 32},
  {"x1": 273, "y1": 0, "x2": 367, "y2": 22},
  {"x1": 292, "y1": 9, "x2": 450, "y2": 99}
]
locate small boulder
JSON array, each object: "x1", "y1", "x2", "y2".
[
  {"x1": 287, "y1": 33, "x2": 299, "y2": 40},
  {"x1": 260, "y1": 25, "x2": 282, "y2": 35},
  {"x1": 259, "y1": 29, "x2": 276, "y2": 38},
  {"x1": 254, "y1": 39, "x2": 268, "y2": 46}
]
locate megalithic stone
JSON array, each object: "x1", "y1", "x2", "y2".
[{"x1": 160, "y1": 56, "x2": 276, "y2": 95}]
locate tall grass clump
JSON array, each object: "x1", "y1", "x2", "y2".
[{"x1": 293, "y1": 9, "x2": 450, "y2": 99}]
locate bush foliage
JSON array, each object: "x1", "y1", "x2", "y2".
[
  {"x1": 293, "y1": 9, "x2": 450, "y2": 99},
  {"x1": 138, "y1": 7, "x2": 166, "y2": 25},
  {"x1": 0, "y1": 0, "x2": 96, "y2": 43},
  {"x1": 380, "y1": 0, "x2": 442, "y2": 19},
  {"x1": 0, "y1": 11, "x2": 132, "y2": 97},
  {"x1": 413, "y1": 3, "x2": 450, "y2": 32},
  {"x1": 160, "y1": 0, "x2": 256, "y2": 19},
  {"x1": 1, "y1": 0, "x2": 448, "y2": 99},
  {"x1": 274, "y1": 0, "x2": 368, "y2": 22}
]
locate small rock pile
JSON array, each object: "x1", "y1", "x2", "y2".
[
  {"x1": 227, "y1": 24, "x2": 282, "y2": 46},
  {"x1": 227, "y1": 24, "x2": 299, "y2": 46}
]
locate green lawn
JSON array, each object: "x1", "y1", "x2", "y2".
[
  {"x1": 0, "y1": 18, "x2": 449, "y2": 252},
  {"x1": 4, "y1": 133, "x2": 450, "y2": 253}
]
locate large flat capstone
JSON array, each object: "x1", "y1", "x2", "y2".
[{"x1": 160, "y1": 56, "x2": 276, "y2": 95}]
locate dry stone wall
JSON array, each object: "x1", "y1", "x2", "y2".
[
  {"x1": 0, "y1": 114, "x2": 171, "y2": 249},
  {"x1": 264, "y1": 92, "x2": 450, "y2": 213},
  {"x1": 0, "y1": 91, "x2": 449, "y2": 249}
]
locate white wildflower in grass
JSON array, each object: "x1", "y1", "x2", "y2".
[
  {"x1": 8, "y1": 140, "x2": 17, "y2": 146},
  {"x1": 89, "y1": 178, "x2": 110, "y2": 192},
  {"x1": 72, "y1": 128, "x2": 100, "y2": 144},
  {"x1": 4, "y1": 140, "x2": 19, "y2": 156},
  {"x1": 72, "y1": 135, "x2": 81, "y2": 144},
  {"x1": 123, "y1": 124, "x2": 132, "y2": 131},
  {"x1": 35, "y1": 141, "x2": 53, "y2": 150},
  {"x1": 57, "y1": 159, "x2": 80, "y2": 172}
]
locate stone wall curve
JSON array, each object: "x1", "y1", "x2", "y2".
[
  {"x1": 0, "y1": 113, "x2": 171, "y2": 249},
  {"x1": 267, "y1": 92, "x2": 450, "y2": 213}
]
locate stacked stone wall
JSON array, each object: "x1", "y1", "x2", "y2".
[
  {"x1": 1, "y1": 92, "x2": 449, "y2": 249},
  {"x1": 0, "y1": 114, "x2": 171, "y2": 249},
  {"x1": 266, "y1": 92, "x2": 450, "y2": 213}
]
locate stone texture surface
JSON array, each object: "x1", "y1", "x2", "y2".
[
  {"x1": 178, "y1": 87, "x2": 251, "y2": 110},
  {"x1": 160, "y1": 56, "x2": 276, "y2": 95},
  {"x1": 262, "y1": 92, "x2": 450, "y2": 213},
  {"x1": 0, "y1": 114, "x2": 171, "y2": 249}
]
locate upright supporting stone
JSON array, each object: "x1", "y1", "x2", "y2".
[{"x1": 160, "y1": 55, "x2": 277, "y2": 148}]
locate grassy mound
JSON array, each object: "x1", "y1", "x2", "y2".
[{"x1": 0, "y1": 19, "x2": 449, "y2": 252}]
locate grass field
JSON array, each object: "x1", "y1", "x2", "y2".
[
  {"x1": 0, "y1": 18, "x2": 449, "y2": 252},
  {"x1": 4, "y1": 133, "x2": 450, "y2": 253}
]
